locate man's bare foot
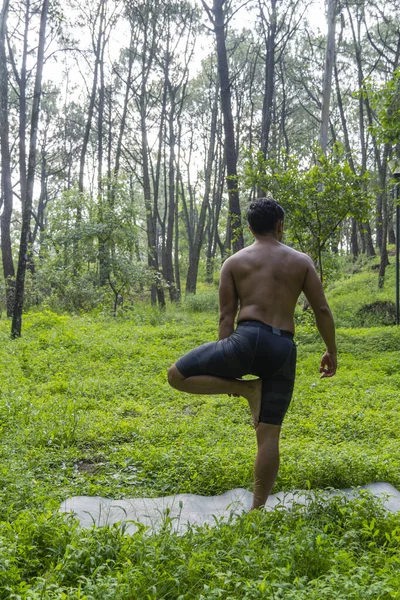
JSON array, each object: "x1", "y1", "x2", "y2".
[{"x1": 244, "y1": 379, "x2": 262, "y2": 429}]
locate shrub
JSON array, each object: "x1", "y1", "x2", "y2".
[
  {"x1": 184, "y1": 291, "x2": 219, "y2": 313},
  {"x1": 356, "y1": 300, "x2": 396, "y2": 326}
]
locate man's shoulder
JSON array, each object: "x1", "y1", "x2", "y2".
[
  {"x1": 223, "y1": 246, "x2": 252, "y2": 265},
  {"x1": 224, "y1": 244, "x2": 312, "y2": 267},
  {"x1": 282, "y1": 244, "x2": 311, "y2": 263}
]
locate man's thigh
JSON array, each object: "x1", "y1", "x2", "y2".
[
  {"x1": 259, "y1": 377, "x2": 295, "y2": 426},
  {"x1": 174, "y1": 337, "x2": 253, "y2": 380}
]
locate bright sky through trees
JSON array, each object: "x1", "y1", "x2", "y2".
[{"x1": 1, "y1": 0, "x2": 399, "y2": 321}]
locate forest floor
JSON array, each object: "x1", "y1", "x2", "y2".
[{"x1": 1, "y1": 260, "x2": 400, "y2": 598}]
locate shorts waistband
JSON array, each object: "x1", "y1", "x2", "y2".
[{"x1": 237, "y1": 319, "x2": 294, "y2": 339}]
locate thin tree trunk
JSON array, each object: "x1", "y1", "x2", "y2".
[
  {"x1": 362, "y1": 224, "x2": 375, "y2": 258},
  {"x1": 16, "y1": 1, "x2": 30, "y2": 215},
  {"x1": 78, "y1": 1, "x2": 104, "y2": 195},
  {"x1": 112, "y1": 33, "x2": 134, "y2": 190},
  {"x1": 260, "y1": 0, "x2": 277, "y2": 161},
  {"x1": 97, "y1": 29, "x2": 108, "y2": 286},
  {"x1": 388, "y1": 225, "x2": 395, "y2": 245},
  {"x1": 12, "y1": 0, "x2": 49, "y2": 338},
  {"x1": 279, "y1": 57, "x2": 290, "y2": 160},
  {"x1": 174, "y1": 179, "x2": 181, "y2": 301},
  {"x1": 140, "y1": 85, "x2": 165, "y2": 308},
  {"x1": 106, "y1": 86, "x2": 112, "y2": 194},
  {"x1": 350, "y1": 218, "x2": 359, "y2": 257},
  {"x1": 205, "y1": 217, "x2": 214, "y2": 284},
  {"x1": 186, "y1": 85, "x2": 218, "y2": 294},
  {"x1": 334, "y1": 58, "x2": 360, "y2": 258},
  {"x1": 75, "y1": 0, "x2": 105, "y2": 274},
  {"x1": 0, "y1": 0, "x2": 14, "y2": 316},
  {"x1": 202, "y1": 0, "x2": 243, "y2": 253},
  {"x1": 165, "y1": 92, "x2": 177, "y2": 301},
  {"x1": 377, "y1": 151, "x2": 390, "y2": 287},
  {"x1": 345, "y1": 0, "x2": 378, "y2": 256},
  {"x1": 319, "y1": 0, "x2": 336, "y2": 154},
  {"x1": 31, "y1": 147, "x2": 46, "y2": 246}
]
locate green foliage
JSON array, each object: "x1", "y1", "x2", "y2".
[
  {"x1": 1, "y1": 305, "x2": 400, "y2": 596},
  {"x1": 325, "y1": 253, "x2": 397, "y2": 328},
  {"x1": 26, "y1": 183, "x2": 157, "y2": 314},
  {"x1": 184, "y1": 290, "x2": 219, "y2": 313},
  {"x1": 367, "y1": 69, "x2": 400, "y2": 146},
  {"x1": 1, "y1": 491, "x2": 400, "y2": 598},
  {"x1": 24, "y1": 269, "x2": 108, "y2": 313},
  {"x1": 243, "y1": 147, "x2": 370, "y2": 282}
]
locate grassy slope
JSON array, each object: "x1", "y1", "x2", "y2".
[
  {"x1": 326, "y1": 250, "x2": 397, "y2": 327},
  {"x1": 0, "y1": 261, "x2": 400, "y2": 597}
]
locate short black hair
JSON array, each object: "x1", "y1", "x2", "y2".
[{"x1": 247, "y1": 197, "x2": 284, "y2": 234}]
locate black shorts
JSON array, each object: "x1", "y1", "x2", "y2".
[{"x1": 175, "y1": 320, "x2": 296, "y2": 426}]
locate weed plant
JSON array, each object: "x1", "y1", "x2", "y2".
[{"x1": 0, "y1": 276, "x2": 400, "y2": 596}]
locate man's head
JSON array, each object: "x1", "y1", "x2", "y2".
[{"x1": 247, "y1": 197, "x2": 284, "y2": 239}]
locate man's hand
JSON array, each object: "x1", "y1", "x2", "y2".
[{"x1": 320, "y1": 351, "x2": 337, "y2": 378}]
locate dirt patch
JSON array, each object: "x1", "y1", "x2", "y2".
[
  {"x1": 75, "y1": 460, "x2": 104, "y2": 474},
  {"x1": 121, "y1": 410, "x2": 141, "y2": 418}
]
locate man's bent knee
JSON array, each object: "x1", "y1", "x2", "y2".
[{"x1": 168, "y1": 364, "x2": 185, "y2": 389}]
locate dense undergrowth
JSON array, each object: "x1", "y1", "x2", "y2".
[
  {"x1": 0, "y1": 259, "x2": 400, "y2": 598},
  {"x1": 326, "y1": 250, "x2": 398, "y2": 327}
]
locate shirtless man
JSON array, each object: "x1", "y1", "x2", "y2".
[{"x1": 168, "y1": 197, "x2": 337, "y2": 509}]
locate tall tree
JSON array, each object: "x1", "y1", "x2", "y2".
[
  {"x1": 257, "y1": 0, "x2": 303, "y2": 160},
  {"x1": 12, "y1": 0, "x2": 50, "y2": 337},
  {"x1": 185, "y1": 78, "x2": 219, "y2": 293},
  {"x1": 160, "y1": 2, "x2": 195, "y2": 301},
  {"x1": 127, "y1": 0, "x2": 166, "y2": 306},
  {"x1": 201, "y1": 0, "x2": 244, "y2": 253},
  {"x1": 334, "y1": 32, "x2": 375, "y2": 257},
  {"x1": 319, "y1": 0, "x2": 337, "y2": 154},
  {"x1": 0, "y1": 0, "x2": 15, "y2": 316}
]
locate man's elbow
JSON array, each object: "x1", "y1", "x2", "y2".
[
  {"x1": 219, "y1": 311, "x2": 235, "y2": 325},
  {"x1": 314, "y1": 304, "x2": 332, "y2": 318}
]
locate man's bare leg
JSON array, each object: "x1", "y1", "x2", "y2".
[
  {"x1": 168, "y1": 364, "x2": 262, "y2": 428},
  {"x1": 251, "y1": 423, "x2": 281, "y2": 510}
]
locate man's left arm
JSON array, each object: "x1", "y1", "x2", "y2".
[{"x1": 218, "y1": 259, "x2": 238, "y2": 340}]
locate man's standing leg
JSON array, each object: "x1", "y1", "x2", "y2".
[
  {"x1": 168, "y1": 365, "x2": 281, "y2": 508},
  {"x1": 251, "y1": 423, "x2": 281, "y2": 509}
]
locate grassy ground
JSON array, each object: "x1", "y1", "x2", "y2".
[
  {"x1": 326, "y1": 249, "x2": 397, "y2": 327},
  {"x1": 1, "y1": 258, "x2": 400, "y2": 598}
]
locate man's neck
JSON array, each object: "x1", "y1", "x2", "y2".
[{"x1": 254, "y1": 233, "x2": 281, "y2": 243}]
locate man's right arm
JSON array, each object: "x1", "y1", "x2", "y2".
[{"x1": 302, "y1": 256, "x2": 337, "y2": 378}]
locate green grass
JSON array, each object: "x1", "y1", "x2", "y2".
[
  {"x1": 0, "y1": 305, "x2": 400, "y2": 597},
  {"x1": 326, "y1": 250, "x2": 397, "y2": 327}
]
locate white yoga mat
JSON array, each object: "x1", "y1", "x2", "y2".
[{"x1": 60, "y1": 482, "x2": 400, "y2": 535}]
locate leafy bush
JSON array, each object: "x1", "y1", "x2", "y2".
[
  {"x1": 326, "y1": 258, "x2": 397, "y2": 328},
  {"x1": 357, "y1": 300, "x2": 396, "y2": 326},
  {"x1": 0, "y1": 494, "x2": 399, "y2": 599},
  {"x1": 184, "y1": 291, "x2": 219, "y2": 313}
]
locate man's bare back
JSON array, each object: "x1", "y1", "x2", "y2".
[{"x1": 220, "y1": 238, "x2": 308, "y2": 334}]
